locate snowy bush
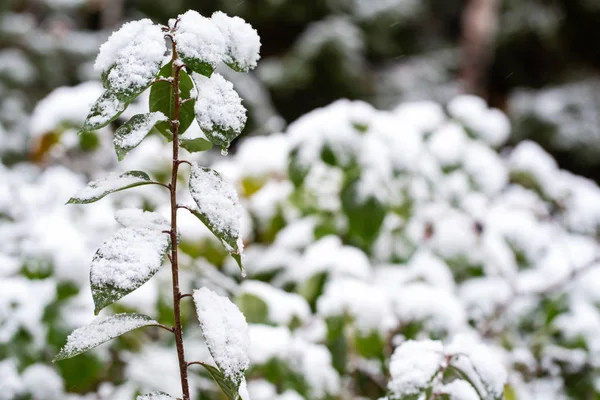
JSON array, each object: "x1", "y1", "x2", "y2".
[{"x1": 4, "y1": 22, "x2": 600, "y2": 400}]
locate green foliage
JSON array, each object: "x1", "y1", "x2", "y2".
[
  {"x1": 149, "y1": 61, "x2": 196, "y2": 137},
  {"x1": 200, "y1": 364, "x2": 242, "y2": 400}
]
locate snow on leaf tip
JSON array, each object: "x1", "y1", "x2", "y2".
[{"x1": 53, "y1": 313, "x2": 158, "y2": 362}]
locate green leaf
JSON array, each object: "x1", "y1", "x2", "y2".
[
  {"x1": 137, "y1": 392, "x2": 176, "y2": 400},
  {"x1": 200, "y1": 363, "x2": 240, "y2": 400},
  {"x1": 188, "y1": 165, "x2": 244, "y2": 272},
  {"x1": 80, "y1": 91, "x2": 127, "y2": 133},
  {"x1": 90, "y1": 210, "x2": 171, "y2": 314},
  {"x1": 149, "y1": 61, "x2": 195, "y2": 136},
  {"x1": 236, "y1": 293, "x2": 268, "y2": 324},
  {"x1": 114, "y1": 113, "x2": 168, "y2": 161},
  {"x1": 181, "y1": 136, "x2": 213, "y2": 153},
  {"x1": 67, "y1": 171, "x2": 155, "y2": 204},
  {"x1": 341, "y1": 176, "x2": 386, "y2": 249},
  {"x1": 180, "y1": 54, "x2": 215, "y2": 78},
  {"x1": 53, "y1": 313, "x2": 158, "y2": 362},
  {"x1": 288, "y1": 147, "x2": 310, "y2": 187}
]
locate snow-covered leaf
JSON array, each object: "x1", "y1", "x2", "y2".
[
  {"x1": 136, "y1": 392, "x2": 175, "y2": 400},
  {"x1": 188, "y1": 164, "x2": 244, "y2": 272},
  {"x1": 67, "y1": 171, "x2": 155, "y2": 204},
  {"x1": 211, "y1": 11, "x2": 261, "y2": 72},
  {"x1": 114, "y1": 112, "x2": 168, "y2": 161},
  {"x1": 193, "y1": 73, "x2": 247, "y2": 153},
  {"x1": 200, "y1": 363, "x2": 242, "y2": 400},
  {"x1": 94, "y1": 19, "x2": 165, "y2": 101},
  {"x1": 173, "y1": 10, "x2": 226, "y2": 77},
  {"x1": 53, "y1": 313, "x2": 158, "y2": 362},
  {"x1": 193, "y1": 287, "x2": 249, "y2": 394},
  {"x1": 149, "y1": 61, "x2": 195, "y2": 136},
  {"x1": 90, "y1": 209, "x2": 170, "y2": 314},
  {"x1": 80, "y1": 90, "x2": 127, "y2": 133}
]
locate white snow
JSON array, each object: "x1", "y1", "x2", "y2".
[
  {"x1": 193, "y1": 287, "x2": 250, "y2": 383},
  {"x1": 114, "y1": 112, "x2": 167, "y2": 151},
  {"x1": 189, "y1": 164, "x2": 244, "y2": 254},
  {"x1": 86, "y1": 91, "x2": 127, "y2": 128},
  {"x1": 21, "y1": 364, "x2": 64, "y2": 399},
  {"x1": 55, "y1": 314, "x2": 158, "y2": 360},
  {"x1": 173, "y1": 11, "x2": 227, "y2": 70},
  {"x1": 388, "y1": 339, "x2": 445, "y2": 396},
  {"x1": 69, "y1": 172, "x2": 150, "y2": 203},
  {"x1": 193, "y1": 73, "x2": 247, "y2": 143},
  {"x1": 317, "y1": 277, "x2": 396, "y2": 333},
  {"x1": 211, "y1": 11, "x2": 261, "y2": 72},
  {"x1": 94, "y1": 19, "x2": 166, "y2": 94},
  {"x1": 90, "y1": 210, "x2": 170, "y2": 291},
  {"x1": 440, "y1": 380, "x2": 479, "y2": 400}
]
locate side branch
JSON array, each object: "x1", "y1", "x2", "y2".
[{"x1": 153, "y1": 323, "x2": 175, "y2": 333}]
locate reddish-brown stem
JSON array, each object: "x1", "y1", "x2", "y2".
[
  {"x1": 169, "y1": 39, "x2": 191, "y2": 400},
  {"x1": 187, "y1": 361, "x2": 205, "y2": 367},
  {"x1": 153, "y1": 323, "x2": 175, "y2": 333},
  {"x1": 180, "y1": 293, "x2": 193, "y2": 299}
]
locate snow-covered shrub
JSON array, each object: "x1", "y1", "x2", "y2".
[{"x1": 4, "y1": 56, "x2": 600, "y2": 400}]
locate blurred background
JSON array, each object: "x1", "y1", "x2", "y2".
[
  {"x1": 2, "y1": 0, "x2": 600, "y2": 179},
  {"x1": 3, "y1": 1, "x2": 600, "y2": 400}
]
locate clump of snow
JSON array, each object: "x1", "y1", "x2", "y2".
[
  {"x1": 173, "y1": 11, "x2": 226, "y2": 70},
  {"x1": 193, "y1": 73, "x2": 247, "y2": 149},
  {"x1": 0, "y1": 360, "x2": 25, "y2": 399},
  {"x1": 55, "y1": 314, "x2": 158, "y2": 361},
  {"x1": 446, "y1": 334, "x2": 508, "y2": 398},
  {"x1": 94, "y1": 19, "x2": 166, "y2": 94},
  {"x1": 211, "y1": 11, "x2": 261, "y2": 72},
  {"x1": 90, "y1": 210, "x2": 170, "y2": 292},
  {"x1": 428, "y1": 122, "x2": 469, "y2": 167},
  {"x1": 448, "y1": 95, "x2": 510, "y2": 147},
  {"x1": 387, "y1": 339, "x2": 445, "y2": 396},
  {"x1": 440, "y1": 380, "x2": 480, "y2": 400},
  {"x1": 21, "y1": 364, "x2": 64, "y2": 399},
  {"x1": 288, "y1": 235, "x2": 371, "y2": 283},
  {"x1": 193, "y1": 287, "x2": 250, "y2": 383},
  {"x1": 317, "y1": 277, "x2": 396, "y2": 333}
]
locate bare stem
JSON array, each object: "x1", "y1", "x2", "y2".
[
  {"x1": 153, "y1": 323, "x2": 175, "y2": 333},
  {"x1": 187, "y1": 361, "x2": 206, "y2": 367},
  {"x1": 169, "y1": 39, "x2": 191, "y2": 400}
]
